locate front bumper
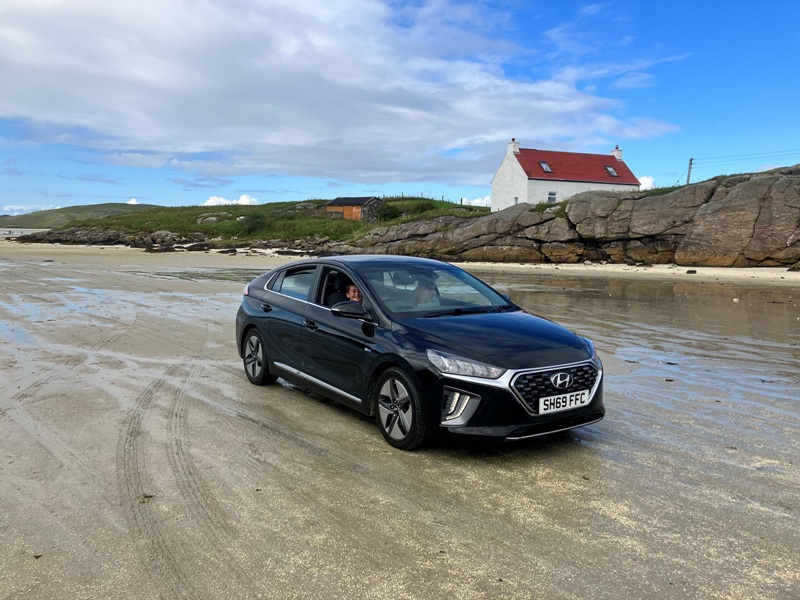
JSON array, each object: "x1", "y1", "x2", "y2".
[{"x1": 432, "y1": 359, "x2": 605, "y2": 439}]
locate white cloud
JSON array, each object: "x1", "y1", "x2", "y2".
[
  {"x1": 127, "y1": 198, "x2": 140, "y2": 205},
  {"x1": 613, "y1": 71, "x2": 655, "y2": 90},
  {"x1": 462, "y1": 196, "x2": 491, "y2": 207},
  {"x1": 0, "y1": 1, "x2": 677, "y2": 188},
  {"x1": 639, "y1": 176, "x2": 655, "y2": 190},
  {"x1": 1, "y1": 203, "x2": 59, "y2": 215},
  {"x1": 202, "y1": 194, "x2": 259, "y2": 207}
]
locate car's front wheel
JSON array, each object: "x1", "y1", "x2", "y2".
[
  {"x1": 374, "y1": 367, "x2": 427, "y2": 450},
  {"x1": 242, "y1": 329, "x2": 277, "y2": 385}
]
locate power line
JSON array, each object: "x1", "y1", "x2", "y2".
[
  {"x1": 692, "y1": 148, "x2": 800, "y2": 161},
  {"x1": 692, "y1": 150, "x2": 800, "y2": 169},
  {"x1": 673, "y1": 166, "x2": 688, "y2": 186},
  {"x1": 680, "y1": 148, "x2": 800, "y2": 184},
  {"x1": 692, "y1": 156, "x2": 800, "y2": 170}
]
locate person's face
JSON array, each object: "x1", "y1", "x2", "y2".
[{"x1": 346, "y1": 285, "x2": 362, "y2": 302}]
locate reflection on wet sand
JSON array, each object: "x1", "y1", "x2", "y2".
[
  {"x1": 481, "y1": 269, "x2": 800, "y2": 528},
  {"x1": 2, "y1": 250, "x2": 798, "y2": 599}
]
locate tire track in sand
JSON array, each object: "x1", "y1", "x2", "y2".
[
  {"x1": 119, "y1": 321, "x2": 264, "y2": 598},
  {"x1": 166, "y1": 323, "x2": 234, "y2": 539},
  {"x1": 117, "y1": 365, "x2": 199, "y2": 600},
  {"x1": 163, "y1": 322, "x2": 265, "y2": 595}
]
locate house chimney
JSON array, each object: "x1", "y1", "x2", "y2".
[
  {"x1": 508, "y1": 137, "x2": 520, "y2": 156},
  {"x1": 611, "y1": 145, "x2": 623, "y2": 161}
]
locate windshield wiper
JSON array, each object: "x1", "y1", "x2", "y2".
[
  {"x1": 422, "y1": 306, "x2": 504, "y2": 318},
  {"x1": 423, "y1": 308, "x2": 462, "y2": 317},
  {"x1": 489, "y1": 304, "x2": 515, "y2": 312}
]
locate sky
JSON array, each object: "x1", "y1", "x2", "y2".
[{"x1": 1, "y1": 0, "x2": 799, "y2": 216}]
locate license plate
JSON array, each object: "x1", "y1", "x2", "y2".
[{"x1": 539, "y1": 389, "x2": 590, "y2": 414}]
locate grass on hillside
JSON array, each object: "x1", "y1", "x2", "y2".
[
  {"x1": 60, "y1": 197, "x2": 489, "y2": 243},
  {"x1": 530, "y1": 200, "x2": 568, "y2": 218},
  {"x1": 0, "y1": 202, "x2": 161, "y2": 229},
  {"x1": 641, "y1": 185, "x2": 685, "y2": 197}
]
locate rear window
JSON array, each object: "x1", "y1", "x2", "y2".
[{"x1": 274, "y1": 267, "x2": 317, "y2": 300}]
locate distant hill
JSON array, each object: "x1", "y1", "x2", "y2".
[{"x1": 0, "y1": 203, "x2": 162, "y2": 229}]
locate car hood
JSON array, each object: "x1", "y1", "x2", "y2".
[{"x1": 403, "y1": 310, "x2": 592, "y2": 369}]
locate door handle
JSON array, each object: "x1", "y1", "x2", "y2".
[
  {"x1": 304, "y1": 318, "x2": 318, "y2": 331},
  {"x1": 260, "y1": 303, "x2": 272, "y2": 312}
]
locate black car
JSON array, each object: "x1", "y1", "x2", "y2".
[{"x1": 235, "y1": 255, "x2": 604, "y2": 450}]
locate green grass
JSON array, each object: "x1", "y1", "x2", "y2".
[
  {"x1": 0, "y1": 202, "x2": 161, "y2": 229},
  {"x1": 377, "y1": 197, "x2": 488, "y2": 226},
  {"x1": 530, "y1": 200, "x2": 568, "y2": 218},
  {"x1": 3, "y1": 196, "x2": 489, "y2": 243},
  {"x1": 641, "y1": 185, "x2": 685, "y2": 197},
  {"x1": 74, "y1": 202, "x2": 370, "y2": 242}
]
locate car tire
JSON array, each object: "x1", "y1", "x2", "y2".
[
  {"x1": 242, "y1": 329, "x2": 277, "y2": 385},
  {"x1": 374, "y1": 367, "x2": 427, "y2": 450}
]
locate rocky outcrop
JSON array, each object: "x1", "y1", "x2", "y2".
[
  {"x1": 16, "y1": 226, "x2": 128, "y2": 246},
  {"x1": 18, "y1": 226, "x2": 208, "y2": 252},
  {"x1": 16, "y1": 167, "x2": 800, "y2": 267},
  {"x1": 322, "y1": 167, "x2": 800, "y2": 267}
]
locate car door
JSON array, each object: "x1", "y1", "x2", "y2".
[
  {"x1": 259, "y1": 264, "x2": 318, "y2": 372},
  {"x1": 300, "y1": 267, "x2": 374, "y2": 406}
]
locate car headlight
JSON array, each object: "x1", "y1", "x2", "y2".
[
  {"x1": 427, "y1": 349, "x2": 506, "y2": 379},
  {"x1": 581, "y1": 337, "x2": 602, "y2": 366}
]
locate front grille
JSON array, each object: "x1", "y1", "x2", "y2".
[{"x1": 511, "y1": 363, "x2": 599, "y2": 414}]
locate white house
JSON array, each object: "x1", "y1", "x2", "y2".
[{"x1": 490, "y1": 139, "x2": 641, "y2": 212}]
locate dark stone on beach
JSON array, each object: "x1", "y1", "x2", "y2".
[{"x1": 185, "y1": 242, "x2": 212, "y2": 252}]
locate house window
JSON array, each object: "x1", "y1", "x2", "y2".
[
  {"x1": 547, "y1": 192, "x2": 557, "y2": 203},
  {"x1": 539, "y1": 161, "x2": 553, "y2": 173},
  {"x1": 513, "y1": 196, "x2": 519, "y2": 205},
  {"x1": 605, "y1": 165, "x2": 619, "y2": 177}
]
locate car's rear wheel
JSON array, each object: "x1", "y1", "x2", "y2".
[
  {"x1": 243, "y1": 329, "x2": 277, "y2": 385},
  {"x1": 374, "y1": 367, "x2": 427, "y2": 450}
]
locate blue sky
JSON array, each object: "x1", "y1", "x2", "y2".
[{"x1": 2, "y1": 1, "x2": 798, "y2": 215}]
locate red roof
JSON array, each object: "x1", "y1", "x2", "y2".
[{"x1": 515, "y1": 148, "x2": 640, "y2": 186}]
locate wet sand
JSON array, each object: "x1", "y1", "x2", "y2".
[{"x1": 1, "y1": 242, "x2": 799, "y2": 599}]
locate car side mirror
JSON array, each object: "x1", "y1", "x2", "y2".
[{"x1": 331, "y1": 301, "x2": 368, "y2": 319}]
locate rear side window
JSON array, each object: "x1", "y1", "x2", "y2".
[{"x1": 274, "y1": 267, "x2": 317, "y2": 300}]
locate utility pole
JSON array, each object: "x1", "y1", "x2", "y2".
[{"x1": 686, "y1": 158, "x2": 693, "y2": 185}]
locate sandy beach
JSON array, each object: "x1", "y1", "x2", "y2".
[
  {"x1": 5, "y1": 238, "x2": 800, "y2": 283},
  {"x1": 1, "y1": 240, "x2": 798, "y2": 599}
]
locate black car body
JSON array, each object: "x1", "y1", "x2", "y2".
[{"x1": 235, "y1": 255, "x2": 604, "y2": 449}]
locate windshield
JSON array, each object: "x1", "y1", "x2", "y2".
[{"x1": 359, "y1": 265, "x2": 513, "y2": 317}]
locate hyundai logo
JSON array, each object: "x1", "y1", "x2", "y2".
[{"x1": 551, "y1": 372, "x2": 573, "y2": 389}]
